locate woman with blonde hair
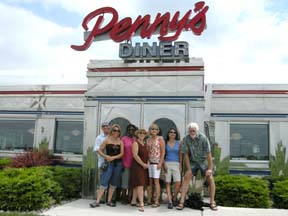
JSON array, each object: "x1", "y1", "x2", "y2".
[
  {"x1": 90, "y1": 124, "x2": 124, "y2": 207},
  {"x1": 130, "y1": 128, "x2": 149, "y2": 212},
  {"x1": 146, "y1": 123, "x2": 165, "y2": 207}
]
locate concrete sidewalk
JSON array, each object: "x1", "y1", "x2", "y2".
[{"x1": 41, "y1": 199, "x2": 288, "y2": 216}]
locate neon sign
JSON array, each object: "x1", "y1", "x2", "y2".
[{"x1": 71, "y1": 1, "x2": 209, "y2": 51}]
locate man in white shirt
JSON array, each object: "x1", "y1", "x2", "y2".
[
  {"x1": 93, "y1": 122, "x2": 110, "y2": 168},
  {"x1": 90, "y1": 122, "x2": 110, "y2": 207}
]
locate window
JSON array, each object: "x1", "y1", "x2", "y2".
[
  {"x1": 54, "y1": 121, "x2": 83, "y2": 154},
  {"x1": 0, "y1": 120, "x2": 35, "y2": 151},
  {"x1": 230, "y1": 124, "x2": 269, "y2": 160}
]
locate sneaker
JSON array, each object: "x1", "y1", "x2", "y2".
[
  {"x1": 106, "y1": 202, "x2": 116, "y2": 207},
  {"x1": 90, "y1": 201, "x2": 100, "y2": 208},
  {"x1": 167, "y1": 202, "x2": 173, "y2": 209}
]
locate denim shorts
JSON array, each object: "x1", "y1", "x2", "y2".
[
  {"x1": 191, "y1": 163, "x2": 208, "y2": 177},
  {"x1": 100, "y1": 160, "x2": 122, "y2": 189}
]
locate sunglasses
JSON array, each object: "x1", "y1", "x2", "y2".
[
  {"x1": 169, "y1": 131, "x2": 176, "y2": 134},
  {"x1": 189, "y1": 130, "x2": 196, "y2": 133},
  {"x1": 139, "y1": 132, "x2": 146, "y2": 135},
  {"x1": 112, "y1": 129, "x2": 120, "y2": 133},
  {"x1": 150, "y1": 128, "x2": 158, "y2": 131}
]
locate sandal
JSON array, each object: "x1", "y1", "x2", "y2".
[
  {"x1": 152, "y1": 203, "x2": 160, "y2": 208},
  {"x1": 172, "y1": 198, "x2": 178, "y2": 207},
  {"x1": 131, "y1": 202, "x2": 137, "y2": 207},
  {"x1": 176, "y1": 202, "x2": 184, "y2": 210},
  {"x1": 210, "y1": 202, "x2": 218, "y2": 211},
  {"x1": 144, "y1": 202, "x2": 152, "y2": 206},
  {"x1": 89, "y1": 201, "x2": 100, "y2": 208},
  {"x1": 138, "y1": 205, "x2": 144, "y2": 212}
]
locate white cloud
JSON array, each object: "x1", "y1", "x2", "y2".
[{"x1": 0, "y1": 0, "x2": 287, "y2": 85}]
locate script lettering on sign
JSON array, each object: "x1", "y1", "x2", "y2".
[{"x1": 71, "y1": 1, "x2": 209, "y2": 51}]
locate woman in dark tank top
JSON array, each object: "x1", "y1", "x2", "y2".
[{"x1": 91, "y1": 124, "x2": 124, "y2": 208}]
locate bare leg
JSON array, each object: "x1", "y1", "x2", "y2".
[
  {"x1": 147, "y1": 178, "x2": 153, "y2": 204},
  {"x1": 173, "y1": 181, "x2": 181, "y2": 202},
  {"x1": 107, "y1": 187, "x2": 115, "y2": 203},
  {"x1": 137, "y1": 186, "x2": 145, "y2": 211},
  {"x1": 166, "y1": 182, "x2": 172, "y2": 203},
  {"x1": 96, "y1": 188, "x2": 106, "y2": 203},
  {"x1": 179, "y1": 171, "x2": 192, "y2": 205},
  {"x1": 154, "y1": 178, "x2": 160, "y2": 205},
  {"x1": 131, "y1": 187, "x2": 137, "y2": 204},
  {"x1": 207, "y1": 176, "x2": 216, "y2": 204}
]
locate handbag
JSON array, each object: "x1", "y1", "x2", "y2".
[{"x1": 100, "y1": 160, "x2": 109, "y2": 171}]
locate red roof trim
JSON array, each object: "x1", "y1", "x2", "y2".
[
  {"x1": 213, "y1": 90, "x2": 288, "y2": 94},
  {"x1": 88, "y1": 66, "x2": 204, "y2": 72},
  {"x1": 0, "y1": 90, "x2": 86, "y2": 95}
]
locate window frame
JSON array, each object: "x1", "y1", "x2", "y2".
[
  {"x1": 0, "y1": 118, "x2": 36, "y2": 152},
  {"x1": 229, "y1": 121, "x2": 270, "y2": 162},
  {"x1": 54, "y1": 119, "x2": 84, "y2": 155}
]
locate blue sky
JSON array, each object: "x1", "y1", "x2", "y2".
[{"x1": 0, "y1": 0, "x2": 287, "y2": 85}]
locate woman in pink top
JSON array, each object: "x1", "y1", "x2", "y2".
[
  {"x1": 146, "y1": 123, "x2": 165, "y2": 207},
  {"x1": 120, "y1": 124, "x2": 137, "y2": 204}
]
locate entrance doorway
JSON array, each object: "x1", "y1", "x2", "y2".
[{"x1": 153, "y1": 118, "x2": 179, "y2": 140}]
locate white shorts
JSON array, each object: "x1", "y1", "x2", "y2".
[
  {"x1": 165, "y1": 161, "x2": 181, "y2": 183},
  {"x1": 148, "y1": 164, "x2": 161, "y2": 179}
]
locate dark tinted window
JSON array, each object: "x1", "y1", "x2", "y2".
[
  {"x1": 0, "y1": 120, "x2": 35, "y2": 150},
  {"x1": 230, "y1": 124, "x2": 269, "y2": 160},
  {"x1": 54, "y1": 121, "x2": 83, "y2": 154}
]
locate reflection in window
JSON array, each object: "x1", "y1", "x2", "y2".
[
  {"x1": 109, "y1": 117, "x2": 131, "y2": 137},
  {"x1": 0, "y1": 120, "x2": 35, "y2": 151},
  {"x1": 230, "y1": 124, "x2": 269, "y2": 160},
  {"x1": 54, "y1": 121, "x2": 83, "y2": 154},
  {"x1": 153, "y1": 118, "x2": 179, "y2": 141}
]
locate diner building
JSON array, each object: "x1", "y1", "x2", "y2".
[{"x1": 0, "y1": 58, "x2": 288, "y2": 176}]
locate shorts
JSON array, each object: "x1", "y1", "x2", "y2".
[
  {"x1": 165, "y1": 161, "x2": 181, "y2": 182},
  {"x1": 121, "y1": 168, "x2": 130, "y2": 189},
  {"x1": 100, "y1": 160, "x2": 122, "y2": 189},
  {"x1": 148, "y1": 164, "x2": 161, "y2": 179},
  {"x1": 191, "y1": 163, "x2": 209, "y2": 177}
]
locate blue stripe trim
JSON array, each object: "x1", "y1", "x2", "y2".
[
  {"x1": 211, "y1": 113, "x2": 288, "y2": 118},
  {"x1": 87, "y1": 96, "x2": 204, "y2": 102},
  {"x1": 0, "y1": 110, "x2": 84, "y2": 116}
]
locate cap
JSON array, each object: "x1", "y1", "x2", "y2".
[{"x1": 101, "y1": 122, "x2": 110, "y2": 127}]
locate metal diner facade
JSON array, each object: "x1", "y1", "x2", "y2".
[{"x1": 1, "y1": 60, "x2": 288, "y2": 177}]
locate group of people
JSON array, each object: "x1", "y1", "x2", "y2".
[{"x1": 90, "y1": 121, "x2": 217, "y2": 212}]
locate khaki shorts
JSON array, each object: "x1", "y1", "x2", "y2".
[{"x1": 165, "y1": 161, "x2": 181, "y2": 182}]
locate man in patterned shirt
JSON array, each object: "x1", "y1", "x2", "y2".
[{"x1": 176, "y1": 122, "x2": 217, "y2": 211}]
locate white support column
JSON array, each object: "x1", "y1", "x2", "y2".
[
  {"x1": 214, "y1": 121, "x2": 230, "y2": 160},
  {"x1": 34, "y1": 118, "x2": 56, "y2": 150}
]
